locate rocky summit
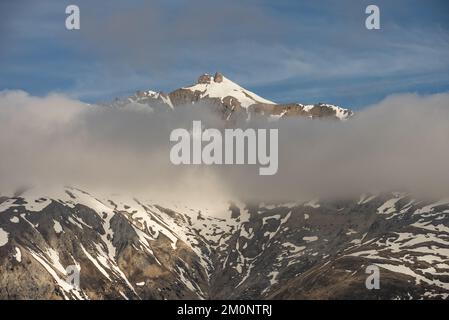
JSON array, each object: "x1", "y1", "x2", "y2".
[{"x1": 110, "y1": 73, "x2": 354, "y2": 122}]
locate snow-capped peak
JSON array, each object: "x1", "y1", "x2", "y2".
[
  {"x1": 183, "y1": 72, "x2": 275, "y2": 108},
  {"x1": 108, "y1": 72, "x2": 354, "y2": 121}
]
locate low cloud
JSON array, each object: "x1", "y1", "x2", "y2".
[{"x1": 1, "y1": 90, "x2": 449, "y2": 204}]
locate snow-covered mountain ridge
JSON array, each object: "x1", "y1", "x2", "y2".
[
  {"x1": 1, "y1": 187, "x2": 449, "y2": 299},
  {"x1": 111, "y1": 73, "x2": 353, "y2": 121}
]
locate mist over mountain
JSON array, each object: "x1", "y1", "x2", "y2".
[
  {"x1": 1, "y1": 75, "x2": 449, "y2": 202},
  {"x1": 1, "y1": 74, "x2": 449, "y2": 300}
]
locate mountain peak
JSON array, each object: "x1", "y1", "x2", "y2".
[
  {"x1": 197, "y1": 72, "x2": 225, "y2": 84},
  {"x1": 116, "y1": 73, "x2": 353, "y2": 121},
  {"x1": 186, "y1": 72, "x2": 275, "y2": 108}
]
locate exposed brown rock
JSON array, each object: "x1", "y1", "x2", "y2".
[
  {"x1": 213, "y1": 72, "x2": 223, "y2": 83},
  {"x1": 197, "y1": 73, "x2": 212, "y2": 84}
]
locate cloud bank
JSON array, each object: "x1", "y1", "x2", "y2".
[{"x1": 1, "y1": 90, "x2": 449, "y2": 203}]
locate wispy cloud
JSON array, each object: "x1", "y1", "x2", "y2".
[{"x1": 0, "y1": 0, "x2": 448, "y2": 107}]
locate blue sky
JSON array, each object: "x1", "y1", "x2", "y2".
[{"x1": 1, "y1": 0, "x2": 448, "y2": 110}]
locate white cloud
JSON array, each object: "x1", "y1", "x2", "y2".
[{"x1": 1, "y1": 90, "x2": 449, "y2": 203}]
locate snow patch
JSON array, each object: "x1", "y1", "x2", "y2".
[
  {"x1": 377, "y1": 197, "x2": 402, "y2": 214},
  {"x1": 0, "y1": 228, "x2": 9, "y2": 246},
  {"x1": 10, "y1": 216, "x2": 19, "y2": 223},
  {"x1": 14, "y1": 247, "x2": 22, "y2": 262},
  {"x1": 304, "y1": 199, "x2": 320, "y2": 208},
  {"x1": 184, "y1": 75, "x2": 274, "y2": 109},
  {"x1": 303, "y1": 236, "x2": 318, "y2": 242},
  {"x1": 53, "y1": 220, "x2": 63, "y2": 234}
]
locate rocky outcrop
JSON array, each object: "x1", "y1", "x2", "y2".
[{"x1": 213, "y1": 72, "x2": 224, "y2": 83}]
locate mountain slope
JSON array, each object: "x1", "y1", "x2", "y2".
[{"x1": 1, "y1": 188, "x2": 449, "y2": 299}]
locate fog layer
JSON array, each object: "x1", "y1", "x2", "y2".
[{"x1": 1, "y1": 90, "x2": 449, "y2": 202}]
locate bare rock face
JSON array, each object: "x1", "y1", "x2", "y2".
[
  {"x1": 213, "y1": 72, "x2": 224, "y2": 83},
  {"x1": 197, "y1": 73, "x2": 212, "y2": 84},
  {"x1": 168, "y1": 88, "x2": 201, "y2": 106}
]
